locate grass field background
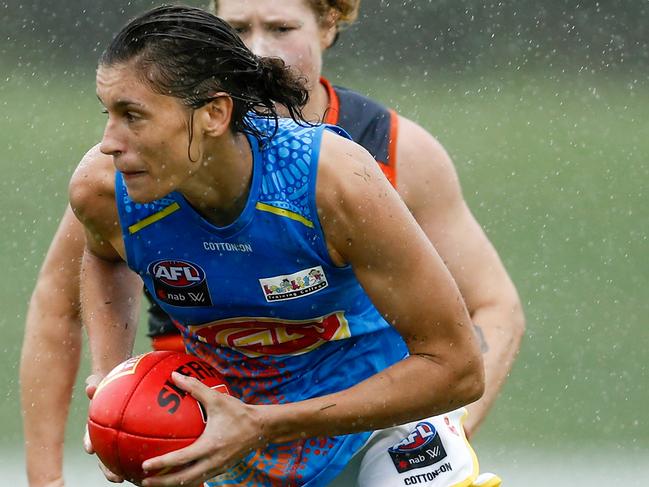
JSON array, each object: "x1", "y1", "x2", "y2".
[{"x1": 1, "y1": 64, "x2": 647, "y2": 483}]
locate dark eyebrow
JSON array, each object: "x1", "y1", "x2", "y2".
[{"x1": 96, "y1": 95, "x2": 145, "y2": 110}]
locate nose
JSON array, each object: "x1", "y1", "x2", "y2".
[
  {"x1": 99, "y1": 118, "x2": 124, "y2": 156},
  {"x1": 247, "y1": 33, "x2": 272, "y2": 58}
]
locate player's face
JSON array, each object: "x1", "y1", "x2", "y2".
[
  {"x1": 216, "y1": 0, "x2": 335, "y2": 92},
  {"x1": 97, "y1": 63, "x2": 196, "y2": 203}
]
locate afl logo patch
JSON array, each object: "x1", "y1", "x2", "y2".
[
  {"x1": 151, "y1": 260, "x2": 205, "y2": 287},
  {"x1": 148, "y1": 260, "x2": 213, "y2": 307},
  {"x1": 388, "y1": 422, "x2": 447, "y2": 473}
]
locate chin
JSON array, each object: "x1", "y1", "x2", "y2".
[{"x1": 124, "y1": 185, "x2": 161, "y2": 204}]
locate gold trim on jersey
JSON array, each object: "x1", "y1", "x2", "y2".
[
  {"x1": 128, "y1": 202, "x2": 181, "y2": 234},
  {"x1": 255, "y1": 202, "x2": 314, "y2": 228}
]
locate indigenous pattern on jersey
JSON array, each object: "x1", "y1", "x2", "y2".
[
  {"x1": 146, "y1": 79, "x2": 399, "y2": 339},
  {"x1": 116, "y1": 116, "x2": 408, "y2": 486}
]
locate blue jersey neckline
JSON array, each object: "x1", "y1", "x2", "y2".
[{"x1": 171, "y1": 132, "x2": 262, "y2": 238}]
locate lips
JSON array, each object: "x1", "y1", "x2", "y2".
[
  {"x1": 119, "y1": 168, "x2": 147, "y2": 180},
  {"x1": 114, "y1": 158, "x2": 146, "y2": 175}
]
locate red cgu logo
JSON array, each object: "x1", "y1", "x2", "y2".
[
  {"x1": 150, "y1": 260, "x2": 205, "y2": 287},
  {"x1": 188, "y1": 312, "x2": 351, "y2": 357}
]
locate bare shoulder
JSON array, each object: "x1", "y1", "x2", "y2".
[
  {"x1": 68, "y1": 144, "x2": 124, "y2": 259},
  {"x1": 316, "y1": 129, "x2": 412, "y2": 264},
  {"x1": 68, "y1": 144, "x2": 116, "y2": 224},
  {"x1": 395, "y1": 115, "x2": 463, "y2": 212},
  {"x1": 317, "y1": 129, "x2": 396, "y2": 219}
]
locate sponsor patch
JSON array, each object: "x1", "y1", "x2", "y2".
[
  {"x1": 259, "y1": 266, "x2": 328, "y2": 302},
  {"x1": 148, "y1": 259, "x2": 213, "y2": 307},
  {"x1": 203, "y1": 241, "x2": 253, "y2": 253},
  {"x1": 389, "y1": 422, "x2": 448, "y2": 474}
]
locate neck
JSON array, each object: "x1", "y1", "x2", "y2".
[
  {"x1": 180, "y1": 132, "x2": 254, "y2": 226},
  {"x1": 274, "y1": 77, "x2": 329, "y2": 123},
  {"x1": 301, "y1": 78, "x2": 330, "y2": 122}
]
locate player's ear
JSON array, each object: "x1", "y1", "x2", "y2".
[
  {"x1": 319, "y1": 10, "x2": 338, "y2": 50},
  {"x1": 197, "y1": 94, "x2": 233, "y2": 137}
]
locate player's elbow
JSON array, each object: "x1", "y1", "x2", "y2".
[
  {"x1": 29, "y1": 276, "x2": 79, "y2": 322},
  {"x1": 26, "y1": 277, "x2": 82, "y2": 342},
  {"x1": 503, "y1": 291, "x2": 526, "y2": 347},
  {"x1": 479, "y1": 286, "x2": 526, "y2": 349},
  {"x1": 449, "y1": 347, "x2": 485, "y2": 407},
  {"x1": 512, "y1": 299, "x2": 526, "y2": 340}
]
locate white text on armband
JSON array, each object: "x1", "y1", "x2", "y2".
[{"x1": 203, "y1": 242, "x2": 253, "y2": 253}]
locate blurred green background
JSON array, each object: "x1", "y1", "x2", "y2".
[{"x1": 1, "y1": 0, "x2": 647, "y2": 484}]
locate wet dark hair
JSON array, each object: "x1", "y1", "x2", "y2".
[{"x1": 100, "y1": 5, "x2": 310, "y2": 145}]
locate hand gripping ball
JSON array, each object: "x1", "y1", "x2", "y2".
[{"x1": 87, "y1": 351, "x2": 229, "y2": 484}]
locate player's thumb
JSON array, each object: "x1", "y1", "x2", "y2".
[
  {"x1": 85, "y1": 374, "x2": 104, "y2": 400},
  {"x1": 83, "y1": 424, "x2": 95, "y2": 454}
]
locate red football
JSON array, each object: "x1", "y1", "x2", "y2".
[{"x1": 87, "y1": 351, "x2": 229, "y2": 484}]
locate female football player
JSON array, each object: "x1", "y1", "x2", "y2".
[
  {"x1": 21, "y1": 2, "x2": 523, "y2": 486},
  {"x1": 72, "y1": 5, "x2": 485, "y2": 486}
]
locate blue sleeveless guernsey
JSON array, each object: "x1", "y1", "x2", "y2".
[
  {"x1": 146, "y1": 78, "x2": 399, "y2": 340},
  {"x1": 116, "y1": 116, "x2": 408, "y2": 486}
]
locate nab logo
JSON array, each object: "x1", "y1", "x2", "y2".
[
  {"x1": 148, "y1": 259, "x2": 213, "y2": 307},
  {"x1": 150, "y1": 260, "x2": 205, "y2": 288},
  {"x1": 391, "y1": 422, "x2": 438, "y2": 452}
]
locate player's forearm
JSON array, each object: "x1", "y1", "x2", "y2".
[
  {"x1": 80, "y1": 249, "x2": 142, "y2": 375},
  {"x1": 20, "y1": 297, "x2": 82, "y2": 486},
  {"x1": 260, "y1": 350, "x2": 484, "y2": 445},
  {"x1": 463, "y1": 300, "x2": 525, "y2": 435},
  {"x1": 20, "y1": 206, "x2": 86, "y2": 486}
]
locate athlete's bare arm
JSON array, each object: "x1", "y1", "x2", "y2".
[
  {"x1": 20, "y1": 206, "x2": 84, "y2": 487},
  {"x1": 69, "y1": 146, "x2": 142, "y2": 377},
  {"x1": 21, "y1": 145, "x2": 144, "y2": 486},
  {"x1": 396, "y1": 116, "x2": 526, "y2": 436},
  {"x1": 138, "y1": 131, "x2": 485, "y2": 486},
  {"x1": 69, "y1": 147, "x2": 142, "y2": 484},
  {"x1": 303, "y1": 131, "x2": 486, "y2": 430}
]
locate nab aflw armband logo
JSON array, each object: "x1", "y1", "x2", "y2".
[
  {"x1": 388, "y1": 422, "x2": 448, "y2": 473},
  {"x1": 259, "y1": 266, "x2": 328, "y2": 302},
  {"x1": 148, "y1": 259, "x2": 213, "y2": 307}
]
